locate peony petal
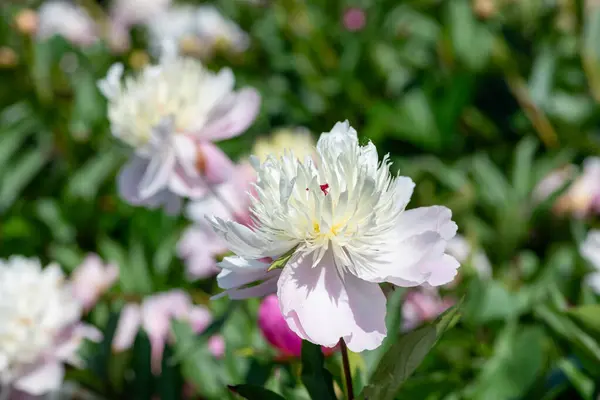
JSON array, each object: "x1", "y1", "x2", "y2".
[
  {"x1": 397, "y1": 206, "x2": 457, "y2": 241},
  {"x1": 200, "y1": 88, "x2": 261, "y2": 141},
  {"x1": 278, "y1": 251, "x2": 387, "y2": 352},
  {"x1": 395, "y1": 176, "x2": 416, "y2": 211},
  {"x1": 209, "y1": 217, "x2": 281, "y2": 259},
  {"x1": 216, "y1": 256, "x2": 271, "y2": 288},
  {"x1": 197, "y1": 142, "x2": 236, "y2": 184},
  {"x1": 13, "y1": 362, "x2": 64, "y2": 396},
  {"x1": 138, "y1": 148, "x2": 177, "y2": 199},
  {"x1": 417, "y1": 254, "x2": 460, "y2": 287},
  {"x1": 97, "y1": 62, "x2": 123, "y2": 100},
  {"x1": 117, "y1": 156, "x2": 149, "y2": 204},
  {"x1": 113, "y1": 304, "x2": 142, "y2": 351}
]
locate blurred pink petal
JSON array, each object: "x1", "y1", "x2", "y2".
[
  {"x1": 401, "y1": 287, "x2": 454, "y2": 331},
  {"x1": 177, "y1": 224, "x2": 225, "y2": 279},
  {"x1": 343, "y1": 8, "x2": 366, "y2": 32},
  {"x1": 54, "y1": 324, "x2": 102, "y2": 366},
  {"x1": 113, "y1": 304, "x2": 142, "y2": 351},
  {"x1": 208, "y1": 335, "x2": 225, "y2": 358},
  {"x1": 13, "y1": 362, "x2": 64, "y2": 396},
  {"x1": 71, "y1": 254, "x2": 118, "y2": 311},
  {"x1": 188, "y1": 305, "x2": 213, "y2": 333},
  {"x1": 200, "y1": 88, "x2": 261, "y2": 141},
  {"x1": 198, "y1": 142, "x2": 236, "y2": 185}
]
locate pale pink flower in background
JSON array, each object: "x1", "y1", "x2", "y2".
[
  {"x1": 580, "y1": 230, "x2": 600, "y2": 293},
  {"x1": 258, "y1": 295, "x2": 336, "y2": 357},
  {"x1": 110, "y1": 0, "x2": 172, "y2": 28},
  {"x1": 209, "y1": 121, "x2": 460, "y2": 352},
  {"x1": 112, "y1": 290, "x2": 219, "y2": 374},
  {"x1": 178, "y1": 163, "x2": 255, "y2": 280},
  {"x1": 446, "y1": 235, "x2": 492, "y2": 281},
  {"x1": 146, "y1": 5, "x2": 249, "y2": 58},
  {"x1": 37, "y1": 2, "x2": 98, "y2": 47},
  {"x1": 532, "y1": 164, "x2": 576, "y2": 205},
  {"x1": 534, "y1": 158, "x2": 600, "y2": 218},
  {"x1": 207, "y1": 335, "x2": 226, "y2": 358},
  {"x1": 179, "y1": 129, "x2": 314, "y2": 280},
  {"x1": 401, "y1": 287, "x2": 454, "y2": 331},
  {"x1": 343, "y1": 8, "x2": 366, "y2": 32},
  {"x1": 98, "y1": 52, "x2": 260, "y2": 214},
  {"x1": 71, "y1": 254, "x2": 119, "y2": 311},
  {"x1": 0, "y1": 257, "x2": 101, "y2": 396}
]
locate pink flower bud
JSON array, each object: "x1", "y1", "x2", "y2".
[
  {"x1": 208, "y1": 335, "x2": 225, "y2": 358},
  {"x1": 258, "y1": 295, "x2": 336, "y2": 357},
  {"x1": 343, "y1": 8, "x2": 366, "y2": 32}
]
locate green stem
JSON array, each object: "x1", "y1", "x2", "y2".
[{"x1": 340, "y1": 339, "x2": 354, "y2": 400}]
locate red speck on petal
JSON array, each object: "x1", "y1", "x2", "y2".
[{"x1": 320, "y1": 184, "x2": 329, "y2": 195}]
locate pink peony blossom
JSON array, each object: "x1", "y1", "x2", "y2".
[
  {"x1": 71, "y1": 254, "x2": 119, "y2": 311},
  {"x1": 98, "y1": 54, "x2": 260, "y2": 214},
  {"x1": 112, "y1": 290, "x2": 218, "y2": 374},
  {"x1": 401, "y1": 287, "x2": 454, "y2": 331}
]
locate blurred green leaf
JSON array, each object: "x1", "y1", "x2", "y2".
[
  {"x1": 512, "y1": 136, "x2": 538, "y2": 200},
  {"x1": 464, "y1": 281, "x2": 522, "y2": 325},
  {"x1": 468, "y1": 324, "x2": 544, "y2": 400},
  {"x1": 557, "y1": 358, "x2": 594, "y2": 400},
  {"x1": 0, "y1": 135, "x2": 52, "y2": 212},
  {"x1": 300, "y1": 341, "x2": 336, "y2": 400},
  {"x1": 171, "y1": 321, "x2": 223, "y2": 398},
  {"x1": 229, "y1": 384, "x2": 286, "y2": 400},
  {"x1": 358, "y1": 303, "x2": 461, "y2": 400},
  {"x1": 67, "y1": 151, "x2": 122, "y2": 200},
  {"x1": 568, "y1": 304, "x2": 600, "y2": 337},
  {"x1": 35, "y1": 198, "x2": 75, "y2": 243}
]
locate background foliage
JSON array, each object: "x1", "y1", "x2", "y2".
[{"x1": 3, "y1": 0, "x2": 600, "y2": 399}]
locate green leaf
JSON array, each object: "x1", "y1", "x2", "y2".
[
  {"x1": 471, "y1": 154, "x2": 510, "y2": 208},
  {"x1": 0, "y1": 136, "x2": 51, "y2": 212},
  {"x1": 228, "y1": 384, "x2": 286, "y2": 400},
  {"x1": 268, "y1": 246, "x2": 297, "y2": 271},
  {"x1": 568, "y1": 304, "x2": 600, "y2": 337},
  {"x1": 358, "y1": 303, "x2": 461, "y2": 400},
  {"x1": 512, "y1": 136, "x2": 538, "y2": 200},
  {"x1": 468, "y1": 324, "x2": 544, "y2": 399},
  {"x1": 35, "y1": 198, "x2": 76, "y2": 243},
  {"x1": 171, "y1": 321, "x2": 223, "y2": 398},
  {"x1": 128, "y1": 238, "x2": 153, "y2": 294},
  {"x1": 535, "y1": 304, "x2": 600, "y2": 364},
  {"x1": 447, "y1": 0, "x2": 494, "y2": 70},
  {"x1": 557, "y1": 358, "x2": 594, "y2": 400},
  {"x1": 67, "y1": 151, "x2": 122, "y2": 200},
  {"x1": 300, "y1": 341, "x2": 337, "y2": 400},
  {"x1": 463, "y1": 280, "x2": 521, "y2": 325}
]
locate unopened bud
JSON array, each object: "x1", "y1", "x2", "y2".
[
  {"x1": 473, "y1": 0, "x2": 496, "y2": 19},
  {"x1": 14, "y1": 9, "x2": 38, "y2": 35},
  {"x1": 129, "y1": 50, "x2": 149, "y2": 70},
  {"x1": 0, "y1": 47, "x2": 18, "y2": 68}
]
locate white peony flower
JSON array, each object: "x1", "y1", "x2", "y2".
[
  {"x1": 252, "y1": 128, "x2": 315, "y2": 164},
  {"x1": 0, "y1": 257, "x2": 100, "y2": 396},
  {"x1": 209, "y1": 121, "x2": 460, "y2": 352},
  {"x1": 110, "y1": 0, "x2": 172, "y2": 27},
  {"x1": 98, "y1": 53, "x2": 260, "y2": 213},
  {"x1": 37, "y1": 1, "x2": 97, "y2": 47},
  {"x1": 580, "y1": 230, "x2": 600, "y2": 293},
  {"x1": 146, "y1": 5, "x2": 249, "y2": 58}
]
